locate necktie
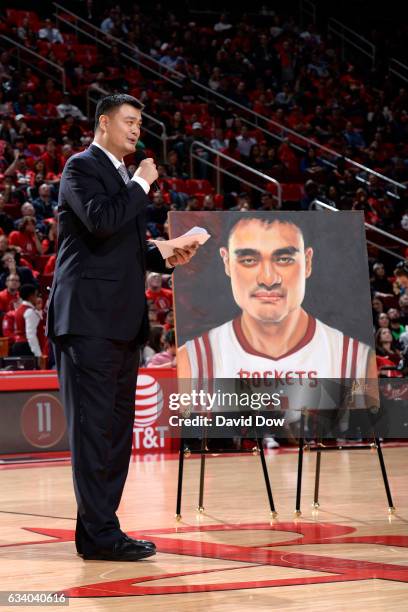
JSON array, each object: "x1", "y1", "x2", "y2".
[{"x1": 118, "y1": 163, "x2": 130, "y2": 184}]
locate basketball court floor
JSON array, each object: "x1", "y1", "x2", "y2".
[{"x1": 0, "y1": 445, "x2": 407, "y2": 611}]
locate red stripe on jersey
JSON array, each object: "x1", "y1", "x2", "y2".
[
  {"x1": 194, "y1": 337, "x2": 203, "y2": 383},
  {"x1": 233, "y1": 314, "x2": 316, "y2": 360},
  {"x1": 350, "y1": 338, "x2": 358, "y2": 379},
  {"x1": 341, "y1": 336, "x2": 350, "y2": 379},
  {"x1": 202, "y1": 332, "x2": 213, "y2": 382}
]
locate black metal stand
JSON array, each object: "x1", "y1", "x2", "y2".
[
  {"x1": 375, "y1": 437, "x2": 395, "y2": 510},
  {"x1": 295, "y1": 411, "x2": 395, "y2": 515},
  {"x1": 197, "y1": 428, "x2": 207, "y2": 513},
  {"x1": 175, "y1": 434, "x2": 277, "y2": 520},
  {"x1": 313, "y1": 448, "x2": 322, "y2": 508},
  {"x1": 258, "y1": 440, "x2": 277, "y2": 514},
  {"x1": 295, "y1": 413, "x2": 305, "y2": 517},
  {"x1": 175, "y1": 438, "x2": 185, "y2": 520}
]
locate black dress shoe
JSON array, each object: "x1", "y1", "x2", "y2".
[
  {"x1": 121, "y1": 534, "x2": 156, "y2": 550},
  {"x1": 83, "y1": 536, "x2": 156, "y2": 561},
  {"x1": 77, "y1": 535, "x2": 155, "y2": 557}
]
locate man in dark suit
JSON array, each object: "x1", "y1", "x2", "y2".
[{"x1": 47, "y1": 94, "x2": 198, "y2": 561}]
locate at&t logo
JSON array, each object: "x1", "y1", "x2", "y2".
[{"x1": 133, "y1": 374, "x2": 168, "y2": 450}]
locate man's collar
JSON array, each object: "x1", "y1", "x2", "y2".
[{"x1": 91, "y1": 141, "x2": 123, "y2": 169}]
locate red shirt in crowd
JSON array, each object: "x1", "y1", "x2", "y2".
[
  {"x1": 145, "y1": 287, "x2": 173, "y2": 310},
  {"x1": 0, "y1": 289, "x2": 20, "y2": 313},
  {"x1": 40, "y1": 151, "x2": 64, "y2": 175},
  {"x1": 43, "y1": 255, "x2": 56, "y2": 275},
  {"x1": 8, "y1": 230, "x2": 40, "y2": 254}
]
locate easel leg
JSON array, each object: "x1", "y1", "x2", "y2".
[
  {"x1": 313, "y1": 448, "x2": 321, "y2": 508},
  {"x1": 197, "y1": 425, "x2": 207, "y2": 512},
  {"x1": 259, "y1": 442, "x2": 277, "y2": 517},
  {"x1": 295, "y1": 412, "x2": 305, "y2": 516},
  {"x1": 175, "y1": 437, "x2": 185, "y2": 520},
  {"x1": 375, "y1": 438, "x2": 395, "y2": 512}
]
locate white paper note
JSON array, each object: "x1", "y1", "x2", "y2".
[{"x1": 149, "y1": 226, "x2": 211, "y2": 259}]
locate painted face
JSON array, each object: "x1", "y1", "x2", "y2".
[{"x1": 220, "y1": 219, "x2": 313, "y2": 324}]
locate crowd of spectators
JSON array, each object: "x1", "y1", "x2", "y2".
[
  {"x1": 371, "y1": 261, "x2": 408, "y2": 375},
  {"x1": 0, "y1": 4, "x2": 407, "y2": 371},
  {"x1": 77, "y1": 7, "x2": 408, "y2": 222}
]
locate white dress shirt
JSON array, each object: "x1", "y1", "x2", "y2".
[
  {"x1": 22, "y1": 301, "x2": 42, "y2": 357},
  {"x1": 91, "y1": 141, "x2": 150, "y2": 194}
]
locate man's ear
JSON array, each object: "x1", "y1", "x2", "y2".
[
  {"x1": 99, "y1": 114, "x2": 108, "y2": 133},
  {"x1": 219, "y1": 247, "x2": 231, "y2": 277},
  {"x1": 305, "y1": 246, "x2": 313, "y2": 278}
]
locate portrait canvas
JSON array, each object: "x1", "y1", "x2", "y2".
[{"x1": 170, "y1": 211, "x2": 376, "y2": 382}]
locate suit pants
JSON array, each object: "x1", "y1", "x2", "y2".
[{"x1": 52, "y1": 335, "x2": 140, "y2": 554}]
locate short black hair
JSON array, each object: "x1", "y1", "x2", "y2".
[
  {"x1": 221, "y1": 212, "x2": 310, "y2": 248},
  {"x1": 94, "y1": 94, "x2": 144, "y2": 131},
  {"x1": 20, "y1": 284, "x2": 38, "y2": 301}
]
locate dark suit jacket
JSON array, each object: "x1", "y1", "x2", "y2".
[{"x1": 47, "y1": 144, "x2": 170, "y2": 343}]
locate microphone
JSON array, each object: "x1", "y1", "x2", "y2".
[{"x1": 134, "y1": 148, "x2": 161, "y2": 192}]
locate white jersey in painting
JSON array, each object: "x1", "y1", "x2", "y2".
[{"x1": 184, "y1": 315, "x2": 371, "y2": 382}]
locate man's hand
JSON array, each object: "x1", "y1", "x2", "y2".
[
  {"x1": 166, "y1": 243, "x2": 199, "y2": 267},
  {"x1": 134, "y1": 158, "x2": 158, "y2": 186}
]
